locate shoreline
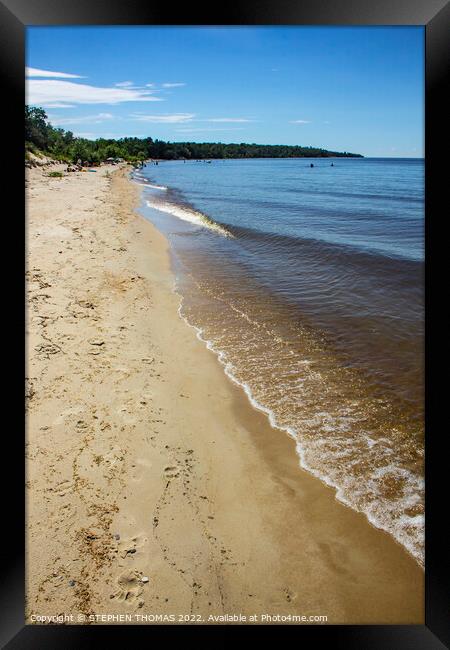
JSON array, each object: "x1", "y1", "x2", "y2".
[{"x1": 26, "y1": 164, "x2": 423, "y2": 624}]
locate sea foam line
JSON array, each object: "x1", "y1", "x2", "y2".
[
  {"x1": 131, "y1": 172, "x2": 232, "y2": 237},
  {"x1": 132, "y1": 179, "x2": 168, "y2": 190},
  {"x1": 130, "y1": 171, "x2": 167, "y2": 190},
  {"x1": 134, "y1": 182, "x2": 168, "y2": 190},
  {"x1": 147, "y1": 183, "x2": 168, "y2": 190},
  {"x1": 173, "y1": 282, "x2": 424, "y2": 567},
  {"x1": 145, "y1": 198, "x2": 232, "y2": 237}
]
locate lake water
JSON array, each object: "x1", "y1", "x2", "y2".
[{"x1": 134, "y1": 157, "x2": 424, "y2": 565}]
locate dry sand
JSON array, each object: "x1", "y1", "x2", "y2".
[{"x1": 25, "y1": 164, "x2": 424, "y2": 625}]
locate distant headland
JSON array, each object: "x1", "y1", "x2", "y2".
[{"x1": 25, "y1": 106, "x2": 363, "y2": 165}]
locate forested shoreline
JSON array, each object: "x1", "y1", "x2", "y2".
[{"x1": 26, "y1": 106, "x2": 363, "y2": 164}]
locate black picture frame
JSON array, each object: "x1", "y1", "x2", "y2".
[{"x1": 3, "y1": 0, "x2": 449, "y2": 646}]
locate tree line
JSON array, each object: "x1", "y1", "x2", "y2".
[{"x1": 25, "y1": 105, "x2": 362, "y2": 164}]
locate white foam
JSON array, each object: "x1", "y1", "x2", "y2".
[
  {"x1": 172, "y1": 283, "x2": 424, "y2": 567},
  {"x1": 134, "y1": 181, "x2": 168, "y2": 190},
  {"x1": 147, "y1": 183, "x2": 168, "y2": 190},
  {"x1": 145, "y1": 198, "x2": 232, "y2": 237},
  {"x1": 130, "y1": 172, "x2": 167, "y2": 190}
]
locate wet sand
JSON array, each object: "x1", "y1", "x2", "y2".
[{"x1": 25, "y1": 164, "x2": 423, "y2": 624}]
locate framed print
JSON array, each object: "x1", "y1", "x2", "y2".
[{"x1": 1, "y1": 0, "x2": 448, "y2": 646}]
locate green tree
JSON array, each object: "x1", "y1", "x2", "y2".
[{"x1": 25, "y1": 106, "x2": 49, "y2": 150}]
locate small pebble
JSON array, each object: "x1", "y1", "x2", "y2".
[
  {"x1": 114, "y1": 533, "x2": 120, "y2": 540},
  {"x1": 141, "y1": 576, "x2": 149, "y2": 583},
  {"x1": 69, "y1": 580, "x2": 75, "y2": 587}
]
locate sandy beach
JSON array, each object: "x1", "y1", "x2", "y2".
[{"x1": 25, "y1": 164, "x2": 424, "y2": 625}]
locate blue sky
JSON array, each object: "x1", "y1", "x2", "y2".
[{"x1": 26, "y1": 26, "x2": 424, "y2": 157}]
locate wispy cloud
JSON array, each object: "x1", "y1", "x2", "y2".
[
  {"x1": 41, "y1": 103, "x2": 76, "y2": 108},
  {"x1": 26, "y1": 79, "x2": 162, "y2": 107},
  {"x1": 162, "y1": 82, "x2": 186, "y2": 88},
  {"x1": 131, "y1": 113, "x2": 195, "y2": 123},
  {"x1": 289, "y1": 119, "x2": 311, "y2": 124},
  {"x1": 48, "y1": 112, "x2": 115, "y2": 126},
  {"x1": 115, "y1": 81, "x2": 134, "y2": 87},
  {"x1": 175, "y1": 127, "x2": 245, "y2": 133},
  {"x1": 206, "y1": 118, "x2": 254, "y2": 123},
  {"x1": 26, "y1": 67, "x2": 85, "y2": 79}
]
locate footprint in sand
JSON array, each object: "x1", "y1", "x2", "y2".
[
  {"x1": 50, "y1": 479, "x2": 74, "y2": 497},
  {"x1": 284, "y1": 587, "x2": 297, "y2": 603},
  {"x1": 110, "y1": 570, "x2": 144, "y2": 604}
]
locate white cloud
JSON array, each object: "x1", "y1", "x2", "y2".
[
  {"x1": 26, "y1": 79, "x2": 162, "y2": 107},
  {"x1": 162, "y1": 83, "x2": 186, "y2": 88},
  {"x1": 26, "y1": 67, "x2": 85, "y2": 79},
  {"x1": 131, "y1": 113, "x2": 195, "y2": 123},
  {"x1": 290, "y1": 120, "x2": 311, "y2": 124},
  {"x1": 206, "y1": 118, "x2": 253, "y2": 123},
  {"x1": 175, "y1": 127, "x2": 244, "y2": 133},
  {"x1": 41, "y1": 103, "x2": 76, "y2": 108},
  {"x1": 115, "y1": 81, "x2": 134, "y2": 87},
  {"x1": 48, "y1": 112, "x2": 115, "y2": 126}
]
